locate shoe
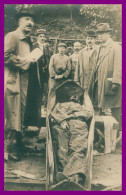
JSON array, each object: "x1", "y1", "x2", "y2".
[
  {"x1": 56, "y1": 172, "x2": 68, "y2": 183},
  {"x1": 70, "y1": 173, "x2": 86, "y2": 186}
]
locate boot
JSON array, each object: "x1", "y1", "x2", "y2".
[{"x1": 6, "y1": 129, "x2": 22, "y2": 161}]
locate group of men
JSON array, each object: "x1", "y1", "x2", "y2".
[{"x1": 4, "y1": 9, "x2": 121, "y2": 162}]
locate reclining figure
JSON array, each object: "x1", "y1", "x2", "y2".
[{"x1": 50, "y1": 92, "x2": 93, "y2": 186}]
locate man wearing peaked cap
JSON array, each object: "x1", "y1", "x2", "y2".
[
  {"x1": 35, "y1": 29, "x2": 47, "y2": 50},
  {"x1": 88, "y1": 23, "x2": 121, "y2": 128},
  {"x1": 4, "y1": 9, "x2": 39, "y2": 161},
  {"x1": 74, "y1": 29, "x2": 97, "y2": 90},
  {"x1": 36, "y1": 28, "x2": 47, "y2": 35},
  {"x1": 48, "y1": 42, "x2": 71, "y2": 112},
  {"x1": 57, "y1": 43, "x2": 67, "y2": 48}
]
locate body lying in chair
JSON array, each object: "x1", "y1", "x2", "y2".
[{"x1": 49, "y1": 80, "x2": 93, "y2": 187}]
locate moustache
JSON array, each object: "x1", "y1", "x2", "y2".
[{"x1": 26, "y1": 24, "x2": 33, "y2": 28}]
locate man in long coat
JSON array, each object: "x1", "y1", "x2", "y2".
[
  {"x1": 4, "y1": 10, "x2": 39, "y2": 160},
  {"x1": 74, "y1": 30, "x2": 97, "y2": 90},
  {"x1": 88, "y1": 23, "x2": 122, "y2": 125}
]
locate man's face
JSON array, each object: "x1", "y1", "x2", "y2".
[
  {"x1": 97, "y1": 32, "x2": 110, "y2": 44},
  {"x1": 69, "y1": 94, "x2": 81, "y2": 103},
  {"x1": 74, "y1": 43, "x2": 81, "y2": 52},
  {"x1": 58, "y1": 46, "x2": 66, "y2": 54},
  {"x1": 43, "y1": 42, "x2": 49, "y2": 48},
  {"x1": 37, "y1": 34, "x2": 46, "y2": 44},
  {"x1": 18, "y1": 16, "x2": 34, "y2": 33},
  {"x1": 86, "y1": 36, "x2": 95, "y2": 47}
]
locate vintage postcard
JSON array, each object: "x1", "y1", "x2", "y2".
[{"x1": 2, "y1": 2, "x2": 123, "y2": 192}]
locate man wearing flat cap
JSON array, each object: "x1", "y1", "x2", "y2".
[
  {"x1": 74, "y1": 30, "x2": 97, "y2": 90},
  {"x1": 4, "y1": 9, "x2": 39, "y2": 160},
  {"x1": 88, "y1": 23, "x2": 122, "y2": 127},
  {"x1": 48, "y1": 43, "x2": 71, "y2": 112}
]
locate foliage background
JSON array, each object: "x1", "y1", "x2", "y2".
[{"x1": 4, "y1": 4, "x2": 122, "y2": 44}]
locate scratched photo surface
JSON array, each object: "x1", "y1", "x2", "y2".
[{"x1": 4, "y1": 4, "x2": 122, "y2": 191}]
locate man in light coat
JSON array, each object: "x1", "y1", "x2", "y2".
[
  {"x1": 74, "y1": 30, "x2": 97, "y2": 90},
  {"x1": 4, "y1": 10, "x2": 36, "y2": 160},
  {"x1": 88, "y1": 23, "x2": 122, "y2": 126}
]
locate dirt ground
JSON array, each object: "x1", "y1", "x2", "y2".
[
  {"x1": 4, "y1": 128, "x2": 122, "y2": 191},
  {"x1": 5, "y1": 149, "x2": 122, "y2": 191},
  {"x1": 92, "y1": 152, "x2": 122, "y2": 190}
]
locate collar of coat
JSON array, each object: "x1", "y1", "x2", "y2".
[
  {"x1": 85, "y1": 45, "x2": 96, "y2": 51},
  {"x1": 95, "y1": 39, "x2": 114, "y2": 69},
  {"x1": 100, "y1": 38, "x2": 113, "y2": 47},
  {"x1": 37, "y1": 41, "x2": 44, "y2": 47}
]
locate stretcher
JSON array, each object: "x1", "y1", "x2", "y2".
[{"x1": 46, "y1": 80, "x2": 95, "y2": 191}]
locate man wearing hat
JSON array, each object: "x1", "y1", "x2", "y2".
[
  {"x1": 33, "y1": 29, "x2": 52, "y2": 110},
  {"x1": 4, "y1": 9, "x2": 37, "y2": 160},
  {"x1": 88, "y1": 23, "x2": 121, "y2": 127},
  {"x1": 74, "y1": 30, "x2": 97, "y2": 90},
  {"x1": 48, "y1": 43, "x2": 71, "y2": 112},
  {"x1": 34, "y1": 29, "x2": 47, "y2": 51},
  {"x1": 69, "y1": 42, "x2": 82, "y2": 80}
]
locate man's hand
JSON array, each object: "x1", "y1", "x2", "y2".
[
  {"x1": 60, "y1": 120, "x2": 69, "y2": 130},
  {"x1": 111, "y1": 83, "x2": 120, "y2": 92},
  {"x1": 42, "y1": 65, "x2": 48, "y2": 72},
  {"x1": 55, "y1": 75, "x2": 63, "y2": 80}
]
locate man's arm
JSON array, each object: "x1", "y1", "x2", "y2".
[
  {"x1": 4, "y1": 33, "x2": 30, "y2": 70},
  {"x1": 49, "y1": 55, "x2": 57, "y2": 78},
  {"x1": 112, "y1": 43, "x2": 122, "y2": 85},
  {"x1": 74, "y1": 55, "x2": 80, "y2": 85},
  {"x1": 51, "y1": 103, "x2": 74, "y2": 124}
]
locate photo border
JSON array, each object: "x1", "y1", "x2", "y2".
[{"x1": 0, "y1": 0, "x2": 125, "y2": 193}]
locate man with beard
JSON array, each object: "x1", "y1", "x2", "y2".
[
  {"x1": 69, "y1": 42, "x2": 82, "y2": 80},
  {"x1": 4, "y1": 9, "x2": 37, "y2": 160},
  {"x1": 74, "y1": 30, "x2": 97, "y2": 90}
]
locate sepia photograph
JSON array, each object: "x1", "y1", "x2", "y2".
[{"x1": 4, "y1": 3, "x2": 122, "y2": 191}]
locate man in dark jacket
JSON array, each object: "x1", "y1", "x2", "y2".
[
  {"x1": 4, "y1": 9, "x2": 39, "y2": 160},
  {"x1": 33, "y1": 29, "x2": 53, "y2": 110}
]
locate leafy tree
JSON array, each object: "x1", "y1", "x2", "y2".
[
  {"x1": 80, "y1": 4, "x2": 122, "y2": 41},
  {"x1": 4, "y1": 4, "x2": 121, "y2": 41}
]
